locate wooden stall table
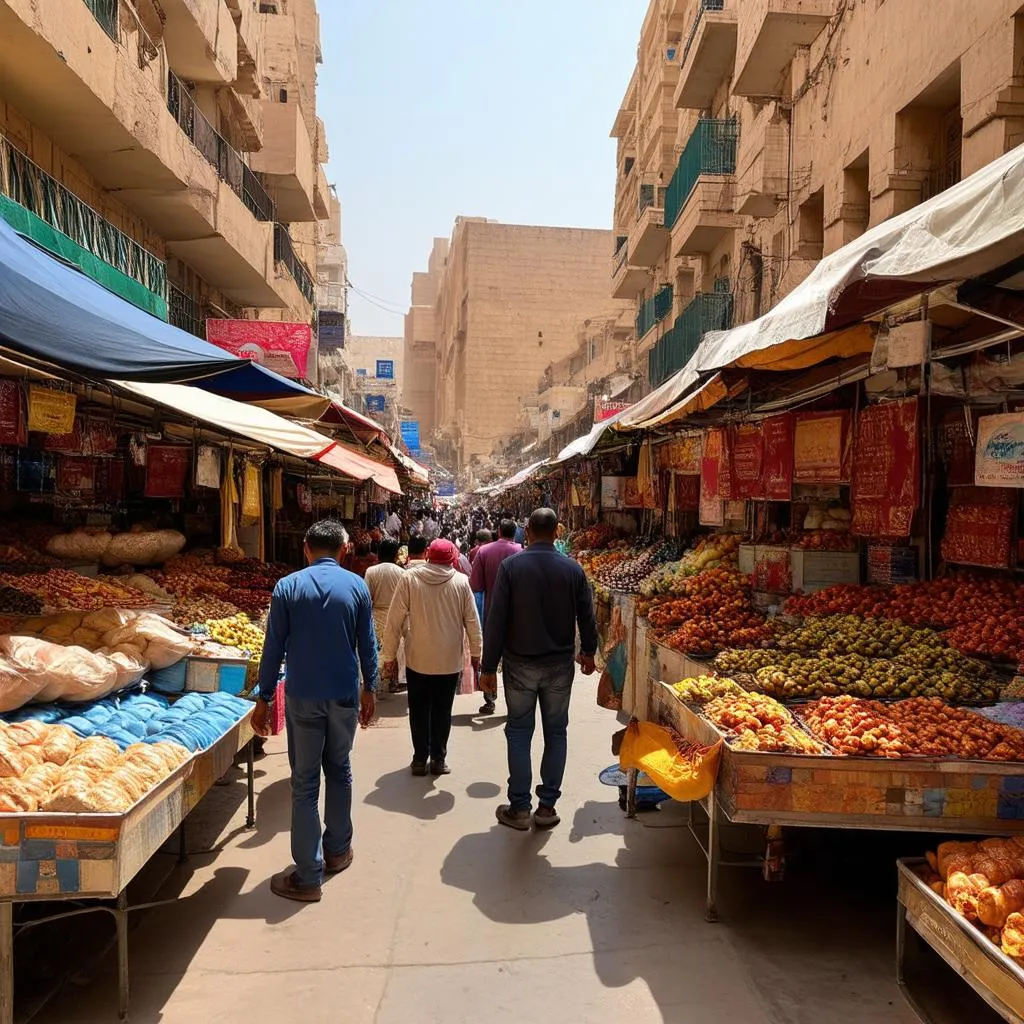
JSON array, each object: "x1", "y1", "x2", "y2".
[{"x1": 0, "y1": 713, "x2": 255, "y2": 1024}]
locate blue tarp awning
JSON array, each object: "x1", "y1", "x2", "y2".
[{"x1": 0, "y1": 217, "x2": 315, "y2": 401}]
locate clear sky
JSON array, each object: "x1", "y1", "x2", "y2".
[{"x1": 318, "y1": 1, "x2": 644, "y2": 337}]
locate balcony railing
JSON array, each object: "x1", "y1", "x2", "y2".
[
  {"x1": 648, "y1": 291, "x2": 733, "y2": 387},
  {"x1": 168, "y1": 72, "x2": 275, "y2": 222},
  {"x1": 635, "y1": 284, "x2": 674, "y2": 340},
  {"x1": 274, "y1": 223, "x2": 315, "y2": 306},
  {"x1": 638, "y1": 183, "x2": 667, "y2": 218},
  {"x1": 83, "y1": 0, "x2": 118, "y2": 40},
  {"x1": 0, "y1": 135, "x2": 167, "y2": 302},
  {"x1": 680, "y1": 0, "x2": 726, "y2": 69},
  {"x1": 168, "y1": 284, "x2": 203, "y2": 338},
  {"x1": 665, "y1": 117, "x2": 739, "y2": 228}
]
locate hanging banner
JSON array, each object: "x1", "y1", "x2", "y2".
[
  {"x1": 761, "y1": 414, "x2": 794, "y2": 500},
  {"x1": 601, "y1": 476, "x2": 643, "y2": 509},
  {"x1": 95, "y1": 458, "x2": 125, "y2": 502},
  {"x1": 941, "y1": 487, "x2": 1014, "y2": 568},
  {"x1": 595, "y1": 399, "x2": 632, "y2": 423},
  {"x1": 936, "y1": 412, "x2": 977, "y2": 487},
  {"x1": 700, "y1": 429, "x2": 724, "y2": 526},
  {"x1": 975, "y1": 412, "x2": 1024, "y2": 487},
  {"x1": 0, "y1": 381, "x2": 25, "y2": 446},
  {"x1": 27, "y1": 387, "x2": 76, "y2": 435},
  {"x1": 57, "y1": 456, "x2": 96, "y2": 492},
  {"x1": 675, "y1": 472, "x2": 700, "y2": 511},
  {"x1": 793, "y1": 410, "x2": 851, "y2": 484},
  {"x1": 43, "y1": 417, "x2": 84, "y2": 454},
  {"x1": 81, "y1": 419, "x2": 117, "y2": 456},
  {"x1": 726, "y1": 424, "x2": 764, "y2": 500},
  {"x1": 195, "y1": 446, "x2": 221, "y2": 489},
  {"x1": 144, "y1": 445, "x2": 190, "y2": 498},
  {"x1": 851, "y1": 399, "x2": 920, "y2": 537},
  {"x1": 657, "y1": 435, "x2": 701, "y2": 474},
  {"x1": 206, "y1": 320, "x2": 313, "y2": 380}
]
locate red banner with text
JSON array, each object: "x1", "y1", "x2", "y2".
[
  {"x1": 206, "y1": 320, "x2": 313, "y2": 380},
  {"x1": 851, "y1": 399, "x2": 920, "y2": 538},
  {"x1": 761, "y1": 414, "x2": 794, "y2": 500},
  {"x1": 793, "y1": 410, "x2": 852, "y2": 484}
]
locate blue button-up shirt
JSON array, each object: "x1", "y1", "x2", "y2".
[{"x1": 257, "y1": 557, "x2": 379, "y2": 703}]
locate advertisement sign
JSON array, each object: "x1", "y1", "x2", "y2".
[
  {"x1": 27, "y1": 387, "x2": 76, "y2": 435},
  {"x1": 761, "y1": 414, "x2": 794, "y2": 500},
  {"x1": 0, "y1": 381, "x2": 25, "y2": 446},
  {"x1": 851, "y1": 399, "x2": 920, "y2": 537},
  {"x1": 975, "y1": 413, "x2": 1024, "y2": 487},
  {"x1": 793, "y1": 410, "x2": 852, "y2": 484},
  {"x1": 318, "y1": 311, "x2": 345, "y2": 352},
  {"x1": 437, "y1": 481, "x2": 457, "y2": 497},
  {"x1": 145, "y1": 445, "x2": 191, "y2": 499},
  {"x1": 365, "y1": 395, "x2": 386, "y2": 413},
  {"x1": 206, "y1": 319, "x2": 313, "y2": 380},
  {"x1": 699, "y1": 428, "x2": 724, "y2": 526},
  {"x1": 400, "y1": 420, "x2": 421, "y2": 455},
  {"x1": 376, "y1": 359, "x2": 395, "y2": 380},
  {"x1": 726, "y1": 424, "x2": 764, "y2": 501},
  {"x1": 941, "y1": 487, "x2": 1014, "y2": 567},
  {"x1": 657, "y1": 435, "x2": 701, "y2": 474},
  {"x1": 594, "y1": 399, "x2": 632, "y2": 423}
]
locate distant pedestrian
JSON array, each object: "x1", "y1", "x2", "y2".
[
  {"x1": 470, "y1": 520, "x2": 522, "y2": 715},
  {"x1": 480, "y1": 508, "x2": 597, "y2": 831},
  {"x1": 384, "y1": 507, "x2": 402, "y2": 539},
  {"x1": 344, "y1": 535, "x2": 378, "y2": 578},
  {"x1": 254, "y1": 520, "x2": 378, "y2": 902},
  {"x1": 364, "y1": 539, "x2": 405, "y2": 692},
  {"x1": 406, "y1": 534, "x2": 428, "y2": 567},
  {"x1": 381, "y1": 539, "x2": 482, "y2": 776},
  {"x1": 468, "y1": 529, "x2": 492, "y2": 564}
]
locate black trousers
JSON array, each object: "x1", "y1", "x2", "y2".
[{"x1": 406, "y1": 668, "x2": 460, "y2": 762}]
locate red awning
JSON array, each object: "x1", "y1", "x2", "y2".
[
  {"x1": 318, "y1": 443, "x2": 402, "y2": 494},
  {"x1": 317, "y1": 401, "x2": 391, "y2": 444}
]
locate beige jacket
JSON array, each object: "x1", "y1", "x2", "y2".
[{"x1": 381, "y1": 563, "x2": 482, "y2": 675}]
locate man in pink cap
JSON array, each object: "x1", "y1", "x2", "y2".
[{"x1": 381, "y1": 539, "x2": 482, "y2": 775}]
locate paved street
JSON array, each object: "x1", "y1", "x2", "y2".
[{"x1": 30, "y1": 679, "x2": 985, "y2": 1023}]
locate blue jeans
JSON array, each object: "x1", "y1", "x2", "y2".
[
  {"x1": 285, "y1": 697, "x2": 359, "y2": 888},
  {"x1": 503, "y1": 657, "x2": 574, "y2": 812}
]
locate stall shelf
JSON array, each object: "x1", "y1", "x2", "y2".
[
  {"x1": 0, "y1": 711, "x2": 255, "y2": 1024},
  {"x1": 649, "y1": 684, "x2": 1024, "y2": 922},
  {"x1": 897, "y1": 858, "x2": 1024, "y2": 1023}
]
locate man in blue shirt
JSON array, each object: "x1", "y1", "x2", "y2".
[
  {"x1": 480, "y1": 508, "x2": 597, "y2": 831},
  {"x1": 254, "y1": 520, "x2": 378, "y2": 902}
]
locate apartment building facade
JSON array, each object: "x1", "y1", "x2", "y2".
[
  {"x1": 0, "y1": 0, "x2": 327, "y2": 356},
  {"x1": 428, "y1": 218, "x2": 627, "y2": 475},
  {"x1": 613, "y1": 0, "x2": 1024, "y2": 392}
]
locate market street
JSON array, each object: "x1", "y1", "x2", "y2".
[{"x1": 26, "y1": 678, "x2": 971, "y2": 1024}]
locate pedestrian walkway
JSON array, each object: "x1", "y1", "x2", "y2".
[{"x1": 38, "y1": 681, "x2": 931, "y2": 1023}]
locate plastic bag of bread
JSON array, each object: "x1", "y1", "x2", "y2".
[
  {"x1": 22, "y1": 762, "x2": 61, "y2": 802},
  {"x1": 40, "y1": 724, "x2": 80, "y2": 766},
  {"x1": 121, "y1": 575, "x2": 173, "y2": 602},
  {"x1": 105, "y1": 614, "x2": 192, "y2": 670},
  {"x1": 28, "y1": 645, "x2": 118, "y2": 704},
  {"x1": 81, "y1": 608, "x2": 137, "y2": 634},
  {"x1": 102, "y1": 529, "x2": 186, "y2": 567},
  {"x1": 95, "y1": 647, "x2": 148, "y2": 690},
  {"x1": 4, "y1": 719, "x2": 49, "y2": 746},
  {"x1": 66, "y1": 736, "x2": 121, "y2": 771},
  {"x1": 43, "y1": 777, "x2": 133, "y2": 814},
  {"x1": 46, "y1": 529, "x2": 112, "y2": 562},
  {"x1": 0, "y1": 653, "x2": 48, "y2": 713},
  {"x1": 0, "y1": 738, "x2": 36, "y2": 779}
]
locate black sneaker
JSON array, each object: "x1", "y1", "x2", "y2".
[
  {"x1": 430, "y1": 759, "x2": 451, "y2": 776},
  {"x1": 410, "y1": 760, "x2": 428, "y2": 776},
  {"x1": 478, "y1": 702, "x2": 496, "y2": 715}
]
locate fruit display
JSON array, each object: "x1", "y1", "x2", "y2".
[
  {"x1": 588, "y1": 540, "x2": 684, "y2": 595},
  {"x1": 671, "y1": 675, "x2": 746, "y2": 703},
  {"x1": 150, "y1": 550, "x2": 291, "y2": 617},
  {"x1": 0, "y1": 569, "x2": 156, "y2": 611},
  {"x1": 639, "y1": 534, "x2": 742, "y2": 597},
  {"x1": 799, "y1": 696, "x2": 1024, "y2": 760},
  {"x1": 701, "y1": 692, "x2": 825, "y2": 754},
  {"x1": 568, "y1": 523, "x2": 615, "y2": 553},
  {"x1": 713, "y1": 648, "x2": 803, "y2": 677},
  {"x1": 203, "y1": 613, "x2": 265, "y2": 660},
  {"x1": 792, "y1": 530, "x2": 859, "y2": 552},
  {"x1": 786, "y1": 575, "x2": 1024, "y2": 664},
  {"x1": 172, "y1": 596, "x2": 241, "y2": 628},
  {"x1": 0, "y1": 584, "x2": 42, "y2": 615},
  {"x1": 773, "y1": 615, "x2": 934, "y2": 658},
  {"x1": 976, "y1": 703, "x2": 1024, "y2": 730},
  {"x1": 644, "y1": 568, "x2": 771, "y2": 656}
]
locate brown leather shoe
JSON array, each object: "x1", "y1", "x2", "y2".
[
  {"x1": 270, "y1": 869, "x2": 321, "y2": 902},
  {"x1": 324, "y1": 848, "x2": 354, "y2": 876}
]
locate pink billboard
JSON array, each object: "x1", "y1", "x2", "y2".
[{"x1": 206, "y1": 319, "x2": 313, "y2": 380}]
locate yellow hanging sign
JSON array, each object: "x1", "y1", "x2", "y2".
[{"x1": 27, "y1": 387, "x2": 76, "y2": 434}]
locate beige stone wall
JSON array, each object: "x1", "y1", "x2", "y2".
[
  {"x1": 614, "y1": 0, "x2": 1024, "y2": 384},
  {"x1": 402, "y1": 237, "x2": 449, "y2": 442},
  {"x1": 434, "y1": 219, "x2": 630, "y2": 470}
]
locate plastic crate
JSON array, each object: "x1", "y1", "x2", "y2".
[{"x1": 186, "y1": 655, "x2": 250, "y2": 694}]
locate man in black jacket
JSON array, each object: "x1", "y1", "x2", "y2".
[{"x1": 480, "y1": 508, "x2": 598, "y2": 831}]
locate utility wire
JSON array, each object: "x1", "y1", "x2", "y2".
[{"x1": 346, "y1": 278, "x2": 408, "y2": 315}]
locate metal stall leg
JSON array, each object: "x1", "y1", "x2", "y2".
[
  {"x1": 245, "y1": 741, "x2": 256, "y2": 830},
  {"x1": 896, "y1": 901, "x2": 908, "y2": 988},
  {"x1": 0, "y1": 902, "x2": 13, "y2": 1024},
  {"x1": 116, "y1": 890, "x2": 129, "y2": 1021},
  {"x1": 177, "y1": 821, "x2": 188, "y2": 864},
  {"x1": 706, "y1": 794, "x2": 719, "y2": 923},
  {"x1": 625, "y1": 768, "x2": 638, "y2": 819}
]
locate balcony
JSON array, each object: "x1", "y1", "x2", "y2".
[
  {"x1": 676, "y1": 0, "x2": 738, "y2": 110},
  {"x1": 0, "y1": 134, "x2": 167, "y2": 317},
  {"x1": 274, "y1": 223, "x2": 315, "y2": 309},
  {"x1": 630, "y1": 184, "x2": 669, "y2": 266},
  {"x1": 315, "y1": 117, "x2": 329, "y2": 164},
  {"x1": 314, "y1": 163, "x2": 330, "y2": 220},
  {"x1": 735, "y1": 109, "x2": 789, "y2": 217},
  {"x1": 648, "y1": 292, "x2": 733, "y2": 387},
  {"x1": 734, "y1": 0, "x2": 834, "y2": 98},
  {"x1": 611, "y1": 240, "x2": 648, "y2": 300},
  {"x1": 666, "y1": 118, "x2": 741, "y2": 255},
  {"x1": 161, "y1": 0, "x2": 237, "y2": 84},
  {"x1": 230, "y1": 0, "x2": 265, "y2": 96},
  {"x1": 168, "y1": 283, "x2": 204, "y2": 337},
  {"x1": 249, "y1": 102, "x2": 317, "y2": 222},
  {"x1": 635, "y1": 285, "x2": 674, "y2": 342}
]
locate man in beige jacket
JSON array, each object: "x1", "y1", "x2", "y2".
[{"x1": 381, "y1": 539, "x2": 483, "y2": 776}]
